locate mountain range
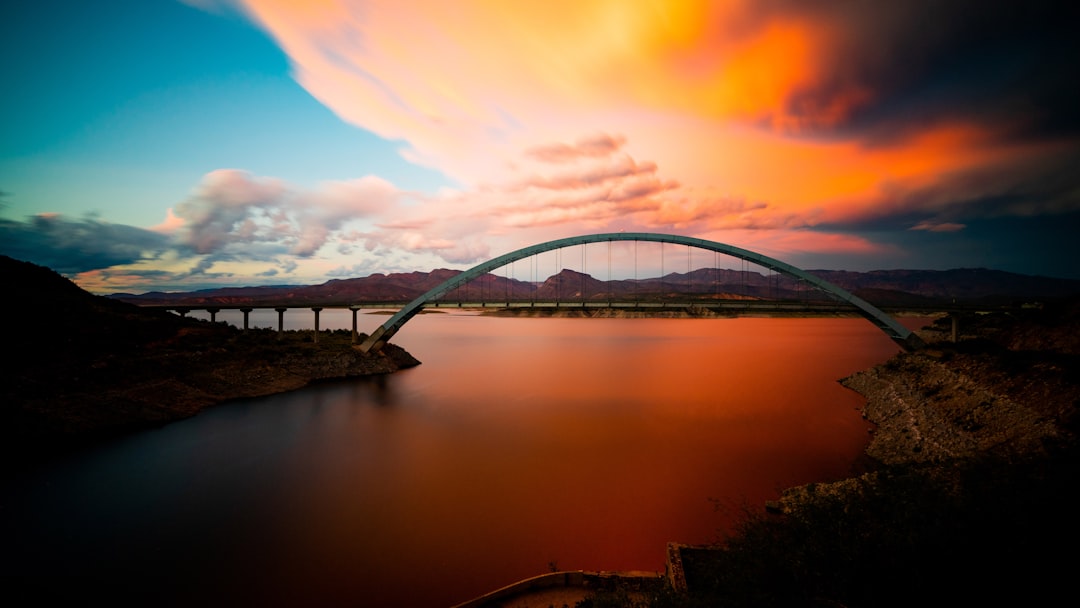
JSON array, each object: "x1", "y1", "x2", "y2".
[{"x1": 110, "y1": 267, "x2": 1080, "y2": 309}]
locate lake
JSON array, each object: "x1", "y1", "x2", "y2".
[{"x1": 0, "y1": 311, "x2": 927, "y2": 606}]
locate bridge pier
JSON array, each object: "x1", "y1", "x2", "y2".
[
  {"x1": 207, "y1": 307, "x2": 220, "y2": 323},
  {"x1": 350, "y1": 306, "x2": 361, "y2": 344},
  {"x1": 275, "y1": 308, "x2": 287, "y2": 341},
  {"x1": 241, "y1": 308, "x2": 252, "y2": 330},
  {"x1": 312, "y1": 307, "x2": 323, "y2": 343}
]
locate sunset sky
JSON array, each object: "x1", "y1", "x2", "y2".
[{"x1": 2, "y1": 0, "x2": 1078, "y2": 293}]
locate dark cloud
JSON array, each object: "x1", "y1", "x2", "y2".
[
  {"x1": 749, "y1": 0, "x2": 1080, "y2": 143},
  {"x1": 806, "y1": 203, "x2": 1080, "y2": 280},
  {"x1": 0, "y1": 214, "x2": 170, "y2": 275},
  {"x1": 819, "y1": 142, "x2": 1080, "y2": 234},
  {"x1": 818, "y1": 212, "x2": 1080, "y2": 279},
  {"x1": 910, "y1": 221, "x2": 965, "y2": 233},
  {"x1": 86, "y1": 266, "x2": 243, "y2": 295}
]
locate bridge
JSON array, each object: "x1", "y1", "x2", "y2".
[{"x1": 359, "y1": 233, "x2": 926, "y2": 353}]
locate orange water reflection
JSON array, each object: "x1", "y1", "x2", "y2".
[
  {"x1": 2, "y1": 313, "x2": 930, "y2": 606},
  {"x1": 263, "y1": 313, "x2": 926, "y2": 605}
]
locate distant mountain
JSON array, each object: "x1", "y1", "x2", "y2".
[
  {"x1": 109, "y1": 267, "x2": 1080, "y2": 308},
  {"x1": 808, "y1": 268, "x2": 1080, "y2": 303}
]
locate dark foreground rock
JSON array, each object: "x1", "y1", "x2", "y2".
[{"x1": 0, "y1": 255, "x2": 419, "y2": 467}]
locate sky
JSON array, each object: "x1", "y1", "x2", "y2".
[{"x1": 2, "y1": 0, "x2": 1078, "y2": 294}]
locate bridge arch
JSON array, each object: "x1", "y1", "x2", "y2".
[{"x1": 359, "y1": 232, "x2": 925, "y2": 352}]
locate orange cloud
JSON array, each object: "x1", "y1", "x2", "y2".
[
  {"x1": 211, "y1": 0, "x2": 1079, "y2": 274},
  {"x1": 637, "y1": 15, "x2": 848, "y2": 129},
  {"x1": 701, "y1": 228, "x2": 898, "y2": 261},
  {"x1": 225, "y1": 1, "x2": 930, "y2": 203},
  {"x1": 234, "y1": 1, "x2": 864, "y2": 184}
]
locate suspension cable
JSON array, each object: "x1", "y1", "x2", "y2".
[
  {"x1": 660, "y1": 241, "x2": 664, "y2": 302},
  {"x1": 581, "y1": 242, "x2": 586, "y2": 304},
  {"x1": 555, "y1": 247, "x2": 560, "y2": 304},
  {"x1": 714, "y1": 250, "x2": 719, "y2": 299}
]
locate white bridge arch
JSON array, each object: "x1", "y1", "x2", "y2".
[{"x1": 359, "y1": 233, "x2": 925, "y2": 352}]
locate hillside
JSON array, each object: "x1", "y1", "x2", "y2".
[{"x1": 0, "y1": 255, "x2": 419, "y2": 467}]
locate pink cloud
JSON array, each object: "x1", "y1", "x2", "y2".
[
  {"x1": 525, "y1": 134, "x2": 627, "y2": 164},
  {"x1": 149, "y1": 208, "x2": 185, "y2": 234},
  {"x1": 170, "y1": 169, "x2": 402, "y2": 257}
]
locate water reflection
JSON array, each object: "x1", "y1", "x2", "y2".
[{"x1": 1, "y1": 313, "x2": 928, "y2": 606}]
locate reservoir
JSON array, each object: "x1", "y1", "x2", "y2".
[{"x1": 1, "y1": 311, "x2": 926, "y2": 606}]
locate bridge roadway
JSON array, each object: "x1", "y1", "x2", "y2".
[{"x1": 143, "y1": 299, "x2": 963, "y2": 345}]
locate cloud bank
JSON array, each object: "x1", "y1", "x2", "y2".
[
  {"x1": 6, "y1": 0, "x2": 1079, "y2": 291},
  {"x1": 231, "y1": 0, "x2": 1079, "y2": 241}
]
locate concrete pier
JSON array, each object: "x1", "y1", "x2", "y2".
[
  {"x1": 312, "y1": 307, "x2": 323, "y2": 343},
  {"x1": 349, "y1": 306, "x2": 361, "y2": 344},
  {"x1": 275, "y1": 308, "x2": 287, "y2": 340},
  {"x1": 240, "y1": 308, "x2": 252, "y2": 330}
]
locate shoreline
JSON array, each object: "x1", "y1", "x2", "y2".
[{"x1": 2, "y1": 328, "x2": 420, "y2": 474}]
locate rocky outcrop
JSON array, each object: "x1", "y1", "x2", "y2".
[
  {"x1": 842, "y1": 352, "x2": 1067, "y2": 465},
  {"x1": 1, "y1": 256, "x2": 422, "y2": 461},
  {"x1": 3, "y1": 329, "x2": 419, "y2": 458},
  {"x1": 775, "y1": 304, "x2": 1080, "y2": 512}
]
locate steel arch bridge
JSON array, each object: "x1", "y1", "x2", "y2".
[{"x1": 359, "y1": 232, "x2": 925, "y2": 353}]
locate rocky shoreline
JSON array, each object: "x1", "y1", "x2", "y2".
[
  {"x1": 666, "y1": 303, "x2": 1080, "y2": 606},
  {"x1": 806, "y1": 304, "x2": 1076, "y2": 478},
  {"x1": 844, "y1": 352, "x2": 1065, "y2": 466},
  {"x1": 767, "y1": 305, "x2": 1079, "y2": 514},
  {"x1": 2, "y1": 324, "x2": 420, "y2": 468}
]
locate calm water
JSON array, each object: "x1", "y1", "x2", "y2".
[{"x1": 1, "y1": 312, "x2": 926, "y2": 606}]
